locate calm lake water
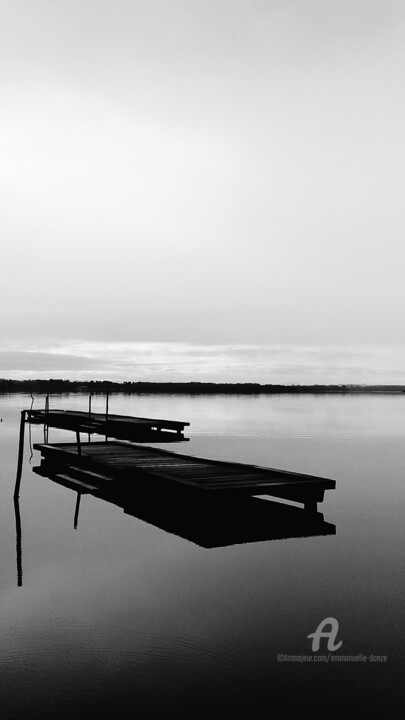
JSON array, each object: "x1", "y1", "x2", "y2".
[{"x1": 0, "y1": 392, "x2": 404, "y2": 718}]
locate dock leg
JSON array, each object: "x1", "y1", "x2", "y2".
[
  {"x1": 44, "y1": 394, "x2": 49, "y2": 443},
  {"x1": 105, "y1": 392, "x2": 109, "y2": 442},
  {"x1": 14, "y1": 411, "x2": 26, "y2": 499},
  {"x1": 76, "y1": 431, "x2": 82, "y2": 456},
  {"x1": 88, "y1": 394, "x2": 92, "y2": 442},
  {"x1": 304, "y1": 499, "x2": 318, "y2": 514}
]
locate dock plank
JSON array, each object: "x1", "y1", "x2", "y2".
[{"x1": 33, "y1": 440, "x2": 335, "y2": 510}]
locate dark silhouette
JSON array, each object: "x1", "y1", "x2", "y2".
[
  {"x1": 14, "y1": 497, "x2": 22, "y2": 587},
  {"x1": 33, "y1": 463, "x2": 336, "y2": 549},
  {"x1": 1, "y1": 378, "x2": 405, "y2": 395},
  {"x1": 33, "y1": 439, "x2": 335, "y2": 513}
]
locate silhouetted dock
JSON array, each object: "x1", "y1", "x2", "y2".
[
  {"x1": 13, "y1": 402, "x2": 337, "y2": 588},
  {"x1": 33, "y1": 440, "x2": 335, "y2": 512},
  {"x1": 27, "y1": 408, "x2": 189, "y2": 443}
]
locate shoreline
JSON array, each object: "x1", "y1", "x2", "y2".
[{"x1": 0, "y1": 380, "x2": 404, "y2": 395}]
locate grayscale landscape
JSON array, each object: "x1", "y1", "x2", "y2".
[{"x1": 1, "y1": 1, "x2": 404, "y2": 718}]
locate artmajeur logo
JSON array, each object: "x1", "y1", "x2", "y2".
[
  {"x1": 276, "y1": 617, "x2": 387, "y2": 663},
  {"x1": 307, "y1": 617, "x2": 342, "y2": 652}
]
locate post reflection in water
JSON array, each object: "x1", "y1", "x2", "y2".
[
  {"x1": 14, "y1": 496, "x2": 22, "y2": 587},
  {"x1": 73, "y1": 492, "x2": 81, "y2": 531}
]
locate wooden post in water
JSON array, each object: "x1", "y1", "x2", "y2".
[
  {"x1": 44, "y1": 394, "x2": 49, "y2": 443},
  {"x1": 76, "y1": 430, "x2": 82, "y2": 456},
  {"x1": 105, "y1": 392, "x2": 109, "y2": 442},
  {"x1": 88, "y1": 394, "x2": 92, "y2": 442},
  {"x1": 14, "y1": 410, "x2": 26, "y2": 499}
]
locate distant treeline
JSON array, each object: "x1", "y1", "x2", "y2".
[{"x1": 0, "y1": 379, "x2": 404, "y2": 395}]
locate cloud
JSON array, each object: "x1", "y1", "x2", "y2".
[
  {"x1": 1, "y1": 341, "x2": 405, "y2": 384},
  {"x1": 0, "y1": 350, "x2": 102, "y2": 373},
  {"x1": 1, "y1": 1, "x2": 405, "y2": 352}
]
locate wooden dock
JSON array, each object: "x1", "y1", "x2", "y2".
[
  {"x1": 27, "y1": 408, "x2": 189, "y2": 443},
  {"x1": 33, "y1": 440, "x2": 335, "y2": 512}
]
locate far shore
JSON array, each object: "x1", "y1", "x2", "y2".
[{"x1": 0, "y1": 379, "x2": 404, "y2": 395}]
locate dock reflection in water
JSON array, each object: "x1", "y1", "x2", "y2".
[{"x1": 28, "y1": 461, "x2": 335, "y2": 550}]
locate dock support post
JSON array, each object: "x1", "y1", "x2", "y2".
[
  {"x1": 44, "y1": 394, "x2": 49, "y2": 443},
  {"x1": 88, "y1": 394, "x2": 92, "y2": 442},
  {"x1": 76, "y1": 431, "x2": 82, "y2": 456},
  {"x1": 105, "y1": 392, "x2": 109, "y2": 442},
  {"x1": 14, "y1": 411, "x2": 26, "y2": 499},
  {"x1": 304, "y1": 499, "x2": 318, "y2": 514}
]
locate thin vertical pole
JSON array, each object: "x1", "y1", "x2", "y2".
[
  {"x1": 74, "y1": 493, "x2": 81, "y2": 530},
  {"x1": 88, "y1": 394, "x2": 92, "y2": 442},
  {"x1": 14, "y1": 497, "x2": 22, "y2": 587},
  {"x1": 76, "y1": 430, "x2": 82, "y2": 456},
  {"x1": 105, "y1": 392, "x2": 109, "y2": 442},
  {"x1": 14, "y1": 410, "x2": 26, "y2": 499},
  {"x1": 44, "y1": 394, "x2": 49, "y2": 444}
]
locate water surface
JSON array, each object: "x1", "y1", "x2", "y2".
[{"x1": 0, "y1": 392, "x2": 404, "y2": 718}]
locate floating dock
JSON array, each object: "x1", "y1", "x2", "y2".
[
  {"x1": 27, "y1": 408, "x2": 189, "y2": 443},
  {"x1": 33, "y1": 440, "x2": 335, "y2": 512},
  {"x1": 13, "y1": 405, "x2": 336, "y2": 587}
]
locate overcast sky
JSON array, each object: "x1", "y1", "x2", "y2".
[{"x1": 1, "y1": 0, "x2": 405, "y2": 382}]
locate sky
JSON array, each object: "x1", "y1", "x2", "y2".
[{"x1": 1, "y1": 0, "x2": 405, "y2": 383}]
